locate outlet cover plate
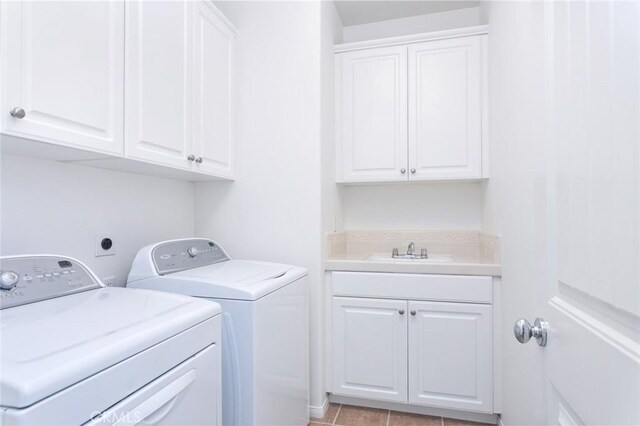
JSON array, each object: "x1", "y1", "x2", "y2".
[{"x1": 95, "y1": 233, "x2": 116, "y2": 257}]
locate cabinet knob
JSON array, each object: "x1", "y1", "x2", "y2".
[
  {"x1": 10, "y1": 107, "x2": 25, "y2": 119},
  {"x1": 398, "y1": 309, "x2": 405, "y2": 315},
  {"x1": 410, "y1": 310, "x2": 416, "y2": 316},
  {"x1": 195, "y1": 157, "x2": 203, "y2": 164},
  {"x1": 187, "y1": 155, "x2": 195, "y2": 161},
  {"x1": 400, "y1": 168, "x2": 406, "y2": 174},
  {"x1": 411, "y1": 168, "x2": 416, "y2": 174}
]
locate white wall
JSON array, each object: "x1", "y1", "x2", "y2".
[
  {"x1": 321, "y1": 2, "x2": 344, "y2": 239},
  {"x1": 342, "y1": 7, "x2": 482, "y2": 43},
  {"x1": 341, "y1": 183, "x2": 484, "y2": 230},
  {"x1": 196, "y1": 0, "x2": 340, "y2": 412},
  {"x1": 0, "y1": 154, "x2": 195, "y2": 286},
  {"x1": 480, "y1": 1, "x2": 548, "y2": 424}
]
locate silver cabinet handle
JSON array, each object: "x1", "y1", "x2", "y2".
[
  {"x1": 400, "y1": 168, "x2": 406, "y2": 174},
  {"x1": 410, "y1": 310, "x2": 416, "y2": 316},
  {"x1": 195, "y1": 157, "x2": 203, "y2": 164},
  {"x1": 187, "y1": 155, "x2": 195, "y2": 161},
  {"x1": 398, "y1": 309, "x2": 405, "y2": 315},
  {"x1": 514, "y1": 318, "x2": 548, "y2": 347},
  {"x1": 10, "y1": 107, "x2": 25, "y2": 119},
  {"x1": 411, "y1": 168, "x2": 416, "y2": 174}
]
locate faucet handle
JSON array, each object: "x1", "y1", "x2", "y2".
[
  {"x1": 407, "y1": 242, "x2": 415, "y2": 255},
  {"x1": 392, "y1": 248, "x2": 399, "y2": 257},
  {"x1": 420, "y1": 248, "x2": 428, "y2": 259}
]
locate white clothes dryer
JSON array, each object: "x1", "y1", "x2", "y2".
[{"x1": 0, "y1": 254, "x2": 222, "y2": 425}]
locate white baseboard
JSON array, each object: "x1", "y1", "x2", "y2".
[
  {"x1": 309, "y1": 396, "x2": 329, "y2": 420},
  {"x1": 329, "y1": 395, "x2": 499, "y2": 425}
]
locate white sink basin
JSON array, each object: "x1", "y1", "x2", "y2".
[{"x1": 366, "y1": 253, "x2": 454, "y2": 263}]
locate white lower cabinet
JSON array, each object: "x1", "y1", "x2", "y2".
[
  {"x1": 408, "y1": 301, "x2": 492, "y2": 412},
  {"x1": 332, "y1": 297, "x2": 408, "y2": 402},
  {"x1": 330, "y1": 274, "x2": 495, "y2": 414}
]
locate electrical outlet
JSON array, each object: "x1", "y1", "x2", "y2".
[
  {"x1": 103, "y1": 276, "x2": 116, "y2": 287},
  {"x1": 95, "y1": 233, "x2": 116, "y2": 257}
]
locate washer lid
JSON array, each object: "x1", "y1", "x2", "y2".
[
  {"x1": 142, "y1": 260, "x2": 307, "y2": 301},
  {"x1": 0, "y1": 287, "x2": 220, "y2": 408}
]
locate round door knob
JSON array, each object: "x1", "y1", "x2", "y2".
[
  {"x1": 195, "y1": 157, "x2": 203, "y2": 164},
  {"x1": 0, "y1": 270, "x2": 19, "y2": 290},
  {"x1": 187, "y1": 246, "x2": 200, "y2": 258},
  {"x1": 514, "y1": 318, "x2": 548, "y2": 347},
  {"x1": 187, "y1": 155, "x2": 195, "y2": 161},
  {"x1": 400, "y1": 168, "x2": 406, "y2": 174},
  {"x1": 410, "y1": 310, "x2": 416, "y2": 316},
  {"x1": 10, "y1": 107, "x2": 26, "y2": 119},
  {"x1": 398, "y1": 309, "x2": 405, "y2": 315},
  {"x1": 411, "y1": 168, "x2": 416, "y2": 174}
]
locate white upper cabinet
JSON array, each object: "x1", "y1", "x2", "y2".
[
  {"x1": 408, "y1": 37, "x2": 482, "y2": 180},
  {"x1": 191, "y1": 1, "x2": 236, "y2": 178},
  {"x1": 1, "y1": 0, "x2": 235, "y2": 181},
  {"x1": 336, "y1": 46, "x2": 408, "y2": 182},
  {"x1": 0, "y1": 1, "x2": 124, "y2": 155},
  {"x1": 125, "y1": 1, "x2": 192, "y2": 170},
  {"x1": 335, "y1": 29, "x2": 488, "y2": 183}
]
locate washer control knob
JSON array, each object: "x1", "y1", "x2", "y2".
[
  {"x1": 0, "y1": 271, "x2": 19, "y2": 290},
  {"x1": 187, "y1": 246, "x2": 200, "y2": 258}
]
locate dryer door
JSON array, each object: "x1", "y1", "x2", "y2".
[
  {"x1": 3, "y1": 344, "x2": 220, "y2": 426},
  {"x1": 87, "y1": 344, "x2": 220, "y2": 426}
]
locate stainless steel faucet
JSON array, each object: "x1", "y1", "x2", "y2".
[{"x1": 407, "y1": 242, "x2": 415, "y2": 256}]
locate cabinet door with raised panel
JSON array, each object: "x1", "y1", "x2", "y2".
[
  {"x1": 408, "y1": 36, "x2": 483, "y2": 180},
  {"x1": 125, "y1": 1, "x2": 193, "y2": 170},
  {"x1": 408, "y1": 301, "x2": 492, "y2": 412},
  {"x1": 336, "y1": 46, "x2": 408, "y2": 183},
  {"x1": 0, "y1": 1, "x2": 124, "y2": 155},
  {"x1": 332, "y1": 297, "x2": 408, "y2": 402},
  {"x1": 191, "y1": 1, "x2": 236, "y2": 178}
]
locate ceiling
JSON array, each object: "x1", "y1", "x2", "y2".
[{"x1": 334, "y1": 1, "x2": 480, "y2": 26}]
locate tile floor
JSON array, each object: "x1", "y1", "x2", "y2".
[{"x1": 310, "y1": 404, "x2": 494, "y2": 426}]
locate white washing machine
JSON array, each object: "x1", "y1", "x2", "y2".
[
  {"x1": 0, "y1": 254, "x2": 222, "y2": 425},
  {"x1": 127, "y1": 238, "x2": 309, "y2": 426}
]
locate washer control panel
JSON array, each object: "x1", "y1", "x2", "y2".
[
  {"x1": 0, "y1": 256, "x2": 101, "y2": 309},
  {"x1": 152, "y1": 239, "x2": 229, "y2": 275}
]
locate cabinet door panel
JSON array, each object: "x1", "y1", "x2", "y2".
[
  {"x1": 332, "y1": 297, "x2": 408, "y2": 402},
  {"x1": 1, "y1": 1, "x2": 124, "y2": 155},
  {"x1": 191, "y1": 1, "x2": 235, "y2": 178},
  {"x1": 409, "y1": 301, "x2": 492, "y2": 412},
  {"x1": 125, "y1": 1, "x2": 192, "y2": 169},
  {"x1": 408, "y1": 37, "x2": 482, "y2": 180},
  {"x1": 337, "y1": 46, "x2": 408, "y2": 182}
]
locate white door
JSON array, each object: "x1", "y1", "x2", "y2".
[
  {"x1": 331, "y1": 297, "x2": 408, "y2": 402},
  {"x1": 543, "y1": 1, "x2": 639, "y2": 424},
  {"x1": 125, "y1": 1, "x2": 193, "y2": 170},
  {"x1": 489, "y1": 1, "x2": 640, "y2": 425},
  {"x1": 0, "y1": 1, "x2": 124, "y2": 155},
  {"x1": 336, "y1": 46, "x2": 408, "y2": 182},
  {"x1": 408, "y1": 36, "x2": 482, "y2": 180},
  {"x1": 408, "y1": 301, "x2": 492, "y2": 413},
  {"x1": 191, "y1": 1, "x2": 236, "y2": 178}
]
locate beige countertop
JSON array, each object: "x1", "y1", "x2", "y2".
[{"x1": 325, "y1": 230, "x2": 502, "y2": 277}]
